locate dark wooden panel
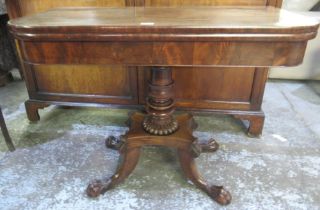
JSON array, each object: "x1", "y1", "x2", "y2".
[
  {"x1": 33, "y1": 65, "x2": 134, "y2": 96},
  {"x1": 174, "y1": 68, "x2": 255, "y2": 102},
  {"x1": 139, "y1": 67, "x2": 255, "y2": 110},
  {"x1": 32, "y1": 65, "x2": 139, "y2": 104}
]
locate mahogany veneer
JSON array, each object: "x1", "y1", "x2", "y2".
[
  {"x1": 8, "y1": 6, "x2": 318, "y2": 205},
  {"x1": 6, "y1": 0, "x2": 286, "y2": 137}
]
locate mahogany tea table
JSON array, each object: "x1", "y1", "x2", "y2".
[{"x1": 8, "y1": 6, "x2": 319, "y2": 205}]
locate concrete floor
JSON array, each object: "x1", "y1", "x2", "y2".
[{"x1": 0, "y1": 74, "x2": 320, "y2": 210}]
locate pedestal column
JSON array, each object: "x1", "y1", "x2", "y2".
[{"x1": 143, "y1": 67, "x2": 178, "y2": 135}]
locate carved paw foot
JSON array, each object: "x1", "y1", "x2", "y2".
[
  {"x1": 191, "y1": 139, "x2": 219, "y2": 157},
  {"x1": 200, "y1": 139, "x2": 219, "y2": 153},
  {"x1": 86, "y1": 180, "x2": 108, "y2": 198},
  {"x1": 209, "y1": 186, "x2": 232, "y2": 206},
  {"x1": 105, "y1": 136, "x2": 125, "y2": 150}
]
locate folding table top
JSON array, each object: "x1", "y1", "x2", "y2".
[
  {"x1": 8, "y1": 6, "x2": 319, "y2": 42},
  {"x1": 7, "y1": 6, "x2": 320, "y2": 67}
]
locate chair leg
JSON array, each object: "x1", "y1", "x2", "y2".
[{"x1": 0, "y1": 107, "x2": 15, "y2": 151}]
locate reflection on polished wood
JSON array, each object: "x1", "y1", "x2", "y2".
[
  {"x1": 9, "y1": 6, "x2": 319, "y2": 31},
  {"x1": 8, "y1": 5, "x2": 319, "y2": 205}
]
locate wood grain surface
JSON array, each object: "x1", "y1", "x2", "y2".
[{"x1": 9, "y1": 7, "x2": 318, "y2": 32}]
